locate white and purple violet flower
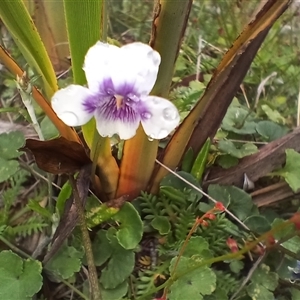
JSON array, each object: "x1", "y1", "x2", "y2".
[{"x1": 51, "y1": 42, "x2": 180, "y2": 140}]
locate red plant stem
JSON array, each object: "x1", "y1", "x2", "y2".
[{"x1": 163, "y1": 207, "x2": 218, "y2": 298}]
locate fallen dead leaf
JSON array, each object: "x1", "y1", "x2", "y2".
[{"x1": 23, "y1": 137, "x2": 91, "y2": 174}]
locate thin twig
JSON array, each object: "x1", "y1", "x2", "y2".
[
  {"x1": 59, "y1": 278, "x2": 90, "y2": 300},
  {"x1": 19, "y1": 160, "x2": 100, "y2": 200},
  {"x1": 230, "y1": 253, "x2": 265, "y2": 300},
  {"x1": 19, "y1": 161, "x2": 61, "y2": 189},
  {"x1": 69, "y1": 175, "x2": 101, "y2": 300},
  {"x1": 254, "y1": 71, "x2": 277, "y2": 109},
  {"x1": 196, "y1": 35, "x2": 202, "y2": 81},
  {"x1": 201, "y1": 38, "x2": 225, "y2": 53},
  {"x1": 0, "y1": 235, "x2": 31, "y2": 259},
  {"x1": 240, "y1": 84, "x2": 250, "y2": 109}
]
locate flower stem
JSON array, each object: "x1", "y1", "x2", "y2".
[{"x1": 69, "y1": 175, "x2": 101, "y2": 300}]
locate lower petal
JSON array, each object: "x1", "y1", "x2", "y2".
[
  {"x1": 52, "y1": 85, "x2": 94, "y2": 126},
  {"x1": 141, "y1": 96, "x2": 180, "y2": 139},
  {"x1": 94, "y1": 106, "x2": 140, "y2": 140}
]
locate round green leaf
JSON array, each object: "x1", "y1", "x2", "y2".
[
  {"x1": 208, "y1": 185, "x2": 253, "y2": 221},
  {"x1": 101, "y1": 281, "x2": 128, "y2": 300},
  {"x1": 261, "y1": 104, "x2": 285, "y2": 124},
  {"x1": 222, "y1": 106, "x2": 257, "y2": 134},
  {"x1": 0, "y1": 250, "x2": 42, "y2": 300},
  {"x1": 0, "y1": 158, "x2": 19, "y2": 183},
  {"x1": 208, "y1": 184, "x2": 231, "y2": 208},
  {"x1": 151, "y1": 216, "x2": 171, "y2": 235},
  {"x1": 229, "y1": 260, "x2": 244, "y2": 274},
  {"x1": 45, "y1": 244, "x2": 83, "y2": 279},
  {"x1": 113, "y1": 202, "x2": 143, "y2": 249},
  {"x1": 247, "y1": 282, "x2": 274, "y2": 300},
  {"x1": 256, "y1": 120, "x2": 288, "y2": 141},
  {"x1": 244, "y1": 215, "x2": 271, "y2": 234},
  {"x1": 274, "y1": 149, "x2": 300, "y2": 192},
  {"x1": 218, "y1": 140, "x2": 257, "y2": 159},
  {"x1": 217, "y1": 154, "x2": 239, "y2": 169},
  {"x1": 0, "y1": 131, "x2": 25, "y2": 160},
  {"x1": 169, "y1": 257, "x2": 216, "y2": 300},
  {"x1": 92, "y1": 230, "x2": 113, "y2": 266},
  {"x1": 251, "y1": 264, "x2": 278, "y2": 291},
  {"x1": 100, "y1": 248, "x2": 134, "y2": 289},
  {"x1": 181, "y1": 236, "x2": 209, "y2": 257}
]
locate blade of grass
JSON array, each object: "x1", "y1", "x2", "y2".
[{"x1": 0, "y1": 0, "x2": 58, "y2": 98}]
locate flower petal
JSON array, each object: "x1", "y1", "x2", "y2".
[
  {"x1": 94, "y1": 105, "x2": 141, "y2": 140},
  {"x1": 51, "y1": 85, "x2": 94, "y2": 126},
  {"x1": 141, "y1": 96, "x2": 180, "y2": 139},
  {"x1": 83, "y1": 42, "x2": 119, "y2": 93},
  {"x1": 110, "y1": 42, "x2": 161, "y2": 96}
]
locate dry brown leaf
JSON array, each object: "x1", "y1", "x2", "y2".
[{"x1": 24, "y1": 137, "x2": 91, "y2": 174}]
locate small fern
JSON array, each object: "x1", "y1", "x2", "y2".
[
  {"x1": 133, "y1": 269, "x2": 157, "y2": 297},
  {"x1": 213, "y1": 270, "x2": 241, "y2": 296},
  {"x1": 0, "y1": 169, "x2": 30, "y2": 226},
  {"x1": 5, "y1": 216, "x2": 47, "y2": 237},
  {"x1": 138, "y1": 192, "x2": 166, "y2": 221},
  {"x1": 197, "y1": 214, "x2": 229, "y2": 255},
  {"x1": 133, "y1": 268, "x2": 167, "y2": 298},
  {"x1": 173, "y1": 208, "x2": 195, "y2": 241}
]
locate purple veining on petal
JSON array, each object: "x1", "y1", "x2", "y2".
[
  {"x1": 98, "y1": 78, "x2": 115, "y2": 96},
  {"x1": 83, "y1": 76, "x2": 152, "y2": 124},
  {"x1": 96, "y1": 97, "x2": 140, "y2": 123},
  {"x1": 99, "y1": 77, "x2": 139, "y2": 98},
  {"x1": 82, "y1": 94, "x2": 100, "y2": 113}
]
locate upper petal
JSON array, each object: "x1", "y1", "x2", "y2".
[
  {"x1": 83, "y1": 42, "x2": 120, "y2": 93},
  {"x1": 109, "y1": 42, "x2": 161, "y2": 96},
  {"x1": 141, "y1": 96, "x2": 180, "y2": 139},
  {"x1": 51, "y1": 85, "x2": 94, "y2": 126}
]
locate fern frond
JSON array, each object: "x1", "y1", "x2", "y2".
[
  {"x1": 173, "y1": 208, "x2": 195, "y2": 241},
  {"x1": 5, "y1": 216, "x2": 47, "y2": 237},
  {"x1": 1, "y1": 169, "x2": 29, "y2": 211},
  {"x1": 138, "y1": 192, "x2": 165, "y2": 221},
  {"x1": 134, "y1": 268, "x2": 166, "y2": 298},
  {"x1": 197, "y1": 214, "x2": 231, "y2": 255},
  {"x1": 214, "y1": 269, "x2": 241, "y2": 296}
]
